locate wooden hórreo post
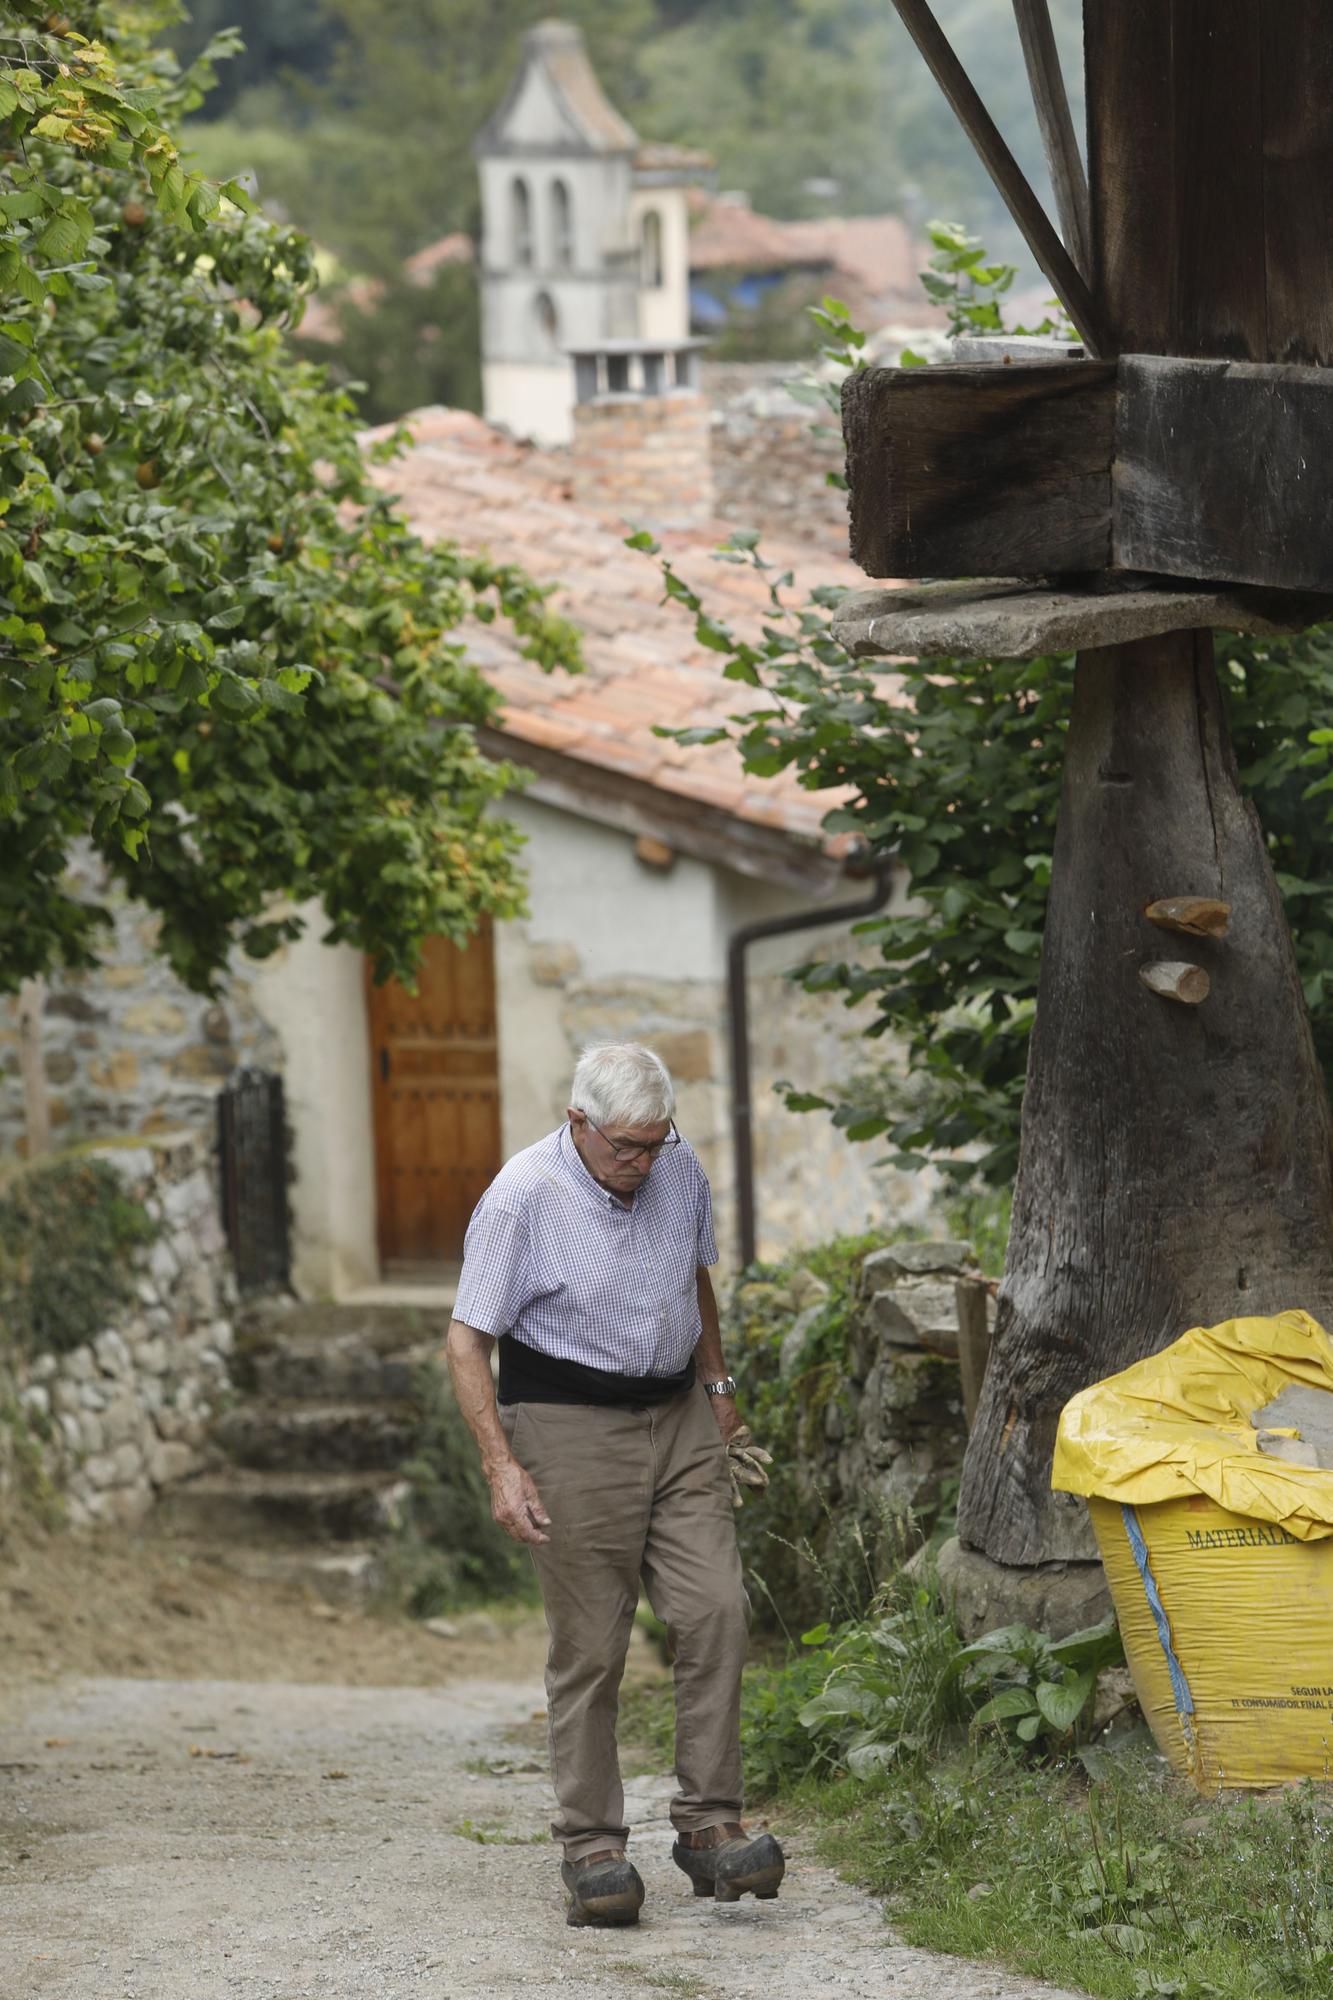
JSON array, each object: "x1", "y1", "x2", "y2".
[{"x1": 841, "y1": 3, "x2": 1333, "y2": 1580}]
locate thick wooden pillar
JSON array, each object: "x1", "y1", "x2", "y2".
[{"x1": 956, "y1": 2, "x2": 1333, "y2": 1566}]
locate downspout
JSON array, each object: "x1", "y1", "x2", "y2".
[{"x1": 727, "y1": 859, "x2": 896, "y2": 1268}]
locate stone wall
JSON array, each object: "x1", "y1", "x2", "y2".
[
  {"x1": 703, "y1": 362, "x2": 849, "y2": 557},
  {"x1": 508, "y1": 935, "x2": 939, "y2": 1269},
  {"x1": 779, "y1": 1239, "x2": 994, "y2": 1530},
  {"x1": 0, "y1": 850, "x2": 279, "y2": 1161},
  {"x1": 570, "y1": 388, "x2": 715, "y2": 529},
  {"x1": 5, "y1": 1131, "x2": 236, "y2": 1531}
]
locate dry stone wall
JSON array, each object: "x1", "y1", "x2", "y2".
[
  {"x1": 6, "y1": 1132, "x2": 237, "y2": 1531},
  {"x1": 790, "y1": 1240, "x2": 994, "y2": 1527},
  {"x1": 0, "y1": 848, "x2": 279, "y2": 1160}
]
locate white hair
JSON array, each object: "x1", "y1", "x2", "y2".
[{"x1": 571, "y1": 1042, "x2": 676, "y2": 1130}]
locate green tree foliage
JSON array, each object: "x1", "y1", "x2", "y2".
[
  {"x1": 0, "y1": 2, "x2": 581, "y2": 994},
  {"x1": 217, "y1": 0, "x2": 656, "y2": 273},
  {"x1": 166, "y1": 0, "x2": 334, "y2": 118},
  {"x1": 292, "y1": 264, "x2": 482, "y2": 426},
  {"x1": 634, "y1": 0, "x2": 1080, "y2": 233},
  {"x1": 642, "y1": 266, "x2": 1333, "y2": 1188}
]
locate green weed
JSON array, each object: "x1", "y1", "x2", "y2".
[{"x1": 791, "y1": 1741, "x2": 1333, "y2": 1999}]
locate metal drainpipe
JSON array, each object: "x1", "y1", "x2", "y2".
[{"x1": 727, "y1": 860, "x2": 896, "y2": 1269}]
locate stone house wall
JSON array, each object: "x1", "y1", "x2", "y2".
[
  {"x1": 0, "y1": 851, "x2": 279, "y2": 1162},
  {"x1": 2, "y1": 809, "x2": 943, "y2": 1294},
  {"x1": 780, "y1": 1240, "x2": 995, "y2": 1530},
  {"x1": 4, "y1": 1131, "x2": 236, "y2": 1532}
]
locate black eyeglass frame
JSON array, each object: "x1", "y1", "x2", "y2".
[{"x1": 584, "y1": 1118, "x2": 681, "y2": 1164}]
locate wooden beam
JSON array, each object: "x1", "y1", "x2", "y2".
[
  {"x1": 832, "y1": 579, "x2": 1333, "y2": 664},
  {"x1": 842, "y1": 359, "x2": 1115, "y2": 580},
  {"x1": 1116, "y1": 354, "x2": 1333, "y2": 592},
  {"x1": 955, "y1": 1278, "x2": 992, "y2": 1430},
  {"x1": 888, "y1": 0, "x2": 1110, "y2": 355},
  {"x1": 473, "y1": 725, "x2": 851, "y2": 897},
  {"x1": 1011, "y1": 0, "x2": 1091, "y2": 278}
]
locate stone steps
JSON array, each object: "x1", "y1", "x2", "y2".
[
  {"x1": 204, "y1": 1541, "x2": 388, "y2": 1608},
  {"x1": 157, "y1": 1300, "x2": 456, "y2": 1603},
  {"x1": 155, "y1": 1467, "x2": 410, "y2": 1545},
  {"x1": 210, "y1": 1398, "x2": 419, "y2": 1473},
  {"x1": 233, "y1": 1314, "x2": 445, "y2": 1404}
]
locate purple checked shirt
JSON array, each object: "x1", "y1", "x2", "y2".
[{"x1": 453, "y1": 1124, "x2": 719, "y2": 1377}]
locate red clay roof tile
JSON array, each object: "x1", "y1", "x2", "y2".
[{"x1": 363, "y1": 406, "x2": 866, "y2": 854}]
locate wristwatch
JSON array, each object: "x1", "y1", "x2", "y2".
[{"x1": 703, "y1": 1375, "x2": 738, "y2": 1397}]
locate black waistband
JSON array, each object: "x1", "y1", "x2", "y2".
[{"x1": 498, "y1": 1337, "x2": 695, "y2": 1407}]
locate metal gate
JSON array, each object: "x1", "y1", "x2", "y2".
[{"x1": 217, "y1": 1067, "x2": 291, "y2": 1295}]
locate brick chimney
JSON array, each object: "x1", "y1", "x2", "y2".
[{"x1": 568, "y1": 338, "x2": 715, "y2": 530}]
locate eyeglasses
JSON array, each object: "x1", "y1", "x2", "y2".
[{"x1": 586, "y1": 1119, "x2": 681, "y2": 1164}]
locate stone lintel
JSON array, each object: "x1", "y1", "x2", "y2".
[{"x1": 832, "y1": 578, "x2": 1333, "y2": 663}]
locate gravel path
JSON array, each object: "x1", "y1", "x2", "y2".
[{"x1": 1, "y1": 1671, "x2": 1082, "y2": 2000}]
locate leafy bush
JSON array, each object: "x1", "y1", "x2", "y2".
[
  {"x1": 0, "y1": 1156, "x2": 156, "y2": 1361},
  {"x1": 384, "y1": 1363, "x2": 535, "y2": 1616},
  {"x1": 795, "y1": 1578, "x2": 977, "y2": 1778},
  {"x1": 727, "y1": 1230, "x2": 972, "y2": 1630},
  {"x1": 738, "y1": 1646, "x2": 836, "y2": 1796},
  {"x1": 963, "y1": 1617, "x2": 1125, "y2": 1753}
]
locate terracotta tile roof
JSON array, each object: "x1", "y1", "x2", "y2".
[
  {"x1": 687, "y1": 195, "x2": 806, "y2": 272},
  {"x1": 402, "y1": 232, "x2": 475, "y2": 286},
  {"x1": 361, "y1": 406, "x2": 867, "y2": 855},
  {"x1": 688, "y1": 195, "x2": 922, "y2": 312}
]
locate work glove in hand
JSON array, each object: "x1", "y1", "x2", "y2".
[{"x1": 726, "y1": 1424, "x2": 773, "y2": 1509}]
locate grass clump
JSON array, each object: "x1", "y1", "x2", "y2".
[
  {"x1": 806, "y1": 1748, "x2": 1333, "y2": 1999},
  {"x1": 714, "y1": 1541, "x2": 1332, "y2": 2000},
  {"x1": 383, "y1": 1363, "x2": 537, "y2": 1618},
  {"x1": 0, "y1": 1156, "x2": 156, "y2": 1362}
]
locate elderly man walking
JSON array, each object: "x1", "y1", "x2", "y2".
[{"x1": 445, "y1": 1041, "x2": 783, "y2": 1928}]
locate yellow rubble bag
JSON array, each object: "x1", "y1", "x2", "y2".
[{"x1": 1052, "y1": 1311, "x2": 1333, "y2": 1791}]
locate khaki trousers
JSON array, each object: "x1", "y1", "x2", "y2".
[{"x1": 500, "y1": 1383, "x2": 749, "y2": 1861}]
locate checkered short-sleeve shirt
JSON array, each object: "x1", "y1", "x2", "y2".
[{"x1": 453, "y1": 1124, "x2": 719, "y2": 1377}]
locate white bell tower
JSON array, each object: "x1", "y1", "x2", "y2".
[{"x1": 475, "y1": 19, "x2": 699, "y2": 447}]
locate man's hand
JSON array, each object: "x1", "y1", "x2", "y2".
[
  {"x1": 724, "y1": 1423, "x2": 773, "y2": 1509},
  {"x1": 487, "y1": 1456, "x2": 552, "y2": 1546}
]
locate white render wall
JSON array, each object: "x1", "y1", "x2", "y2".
[
  {"x1": 482, "y1": 359, "x2": 577, "y2": 445},
  {"x1": 629, "y1": 185, "x2": 691, "y2": 346},
  {"x1": 248, "y1": 906, "x2": 378, "y2": 1299},
  {"x1": 239, "y1": 799, "x2": 936, "y2": 1290}
]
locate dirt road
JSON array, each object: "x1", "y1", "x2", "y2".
[{"x1": 0, "y1": 1532, "x2": 1082, "y2": 2000}]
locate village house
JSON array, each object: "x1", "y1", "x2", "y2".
[
  {"x1": 0, "y1": 349, "x2": 933, "y2": 1297},
  {"x1": 0, "y1": 23, "x2": 938, "y2": 1300}
]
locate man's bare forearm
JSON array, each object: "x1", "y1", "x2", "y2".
[
  {"x1": 695, "y1": 1267, "x2": 729, "y2": 1379},
  {"x1": 445, "y1": 1319, "x2": 512, "y2": 1474}
]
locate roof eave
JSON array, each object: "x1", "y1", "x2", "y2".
[{"x1": 477, "y1": 725, "x2": 859, "y2": 897}]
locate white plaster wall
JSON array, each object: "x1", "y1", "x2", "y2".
[
  {"x1": 493, "y1": 795, "x2": 728, "y2": 1159},
  {"x1": 479, "y1": 148, "x2": 641, "y2": 443},
  {"x1": 509, "y1": 794, "x2": 722, "y2": 979},
  {"x1": 247, "y1": 904, "x2": 378, "y2": 1300},
  {"x1": 711, "y1": 865, "x2": 938, "y2": 1264},
  {"x1": 482, "y1": 360, "x2": 575, "y2": 445},
  {"x1": 630, "y1": 185, "x2": 691, "y2": 344}
]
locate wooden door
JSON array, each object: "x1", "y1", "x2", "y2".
[{"x1": 366, "y1": 923, "x2": 501, "y2": 1269}]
